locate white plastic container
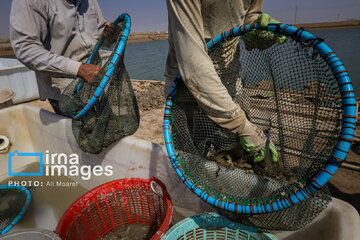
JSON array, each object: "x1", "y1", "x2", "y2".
[
  {"x1": 0, "y1": 88, "x2": 15, "y2": 109},
  {"x1": 0, "y1": 58, "x2": 39, "y2": 104},
  {"x1": 0, "y1": 105, "x2": 358, "y2": 239}
]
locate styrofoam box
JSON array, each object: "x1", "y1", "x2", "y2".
[{"x1": 0, "y1": 58, "x2": 39, "y2": 104}]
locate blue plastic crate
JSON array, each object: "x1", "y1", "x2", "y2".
[{"x1": 162, "y1": 213, "x2": 277, "y2": 240}]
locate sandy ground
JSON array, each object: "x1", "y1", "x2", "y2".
[
  {"x1": 328, "y1": 142, "x2": 360, "y2": 212},
  {"x1": 128, "y1": 31, "x2": 168, "y2": 44},
  {"x1": 23, "y1": 80, "x2": 360, "y2": 214}
]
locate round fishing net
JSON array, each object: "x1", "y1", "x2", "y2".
[
  {"x1": 164, "y1": 24, "x2": 357, "y2": 230},
  {"x1": 0, "y1": 185, "x2": 31, "y2": 235},
  {"x1": 59, "y1": 14, "x2": 139, "y2": 154}
]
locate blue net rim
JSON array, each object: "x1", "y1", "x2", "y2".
[
  {"x1": 73, "y1": 13, "x2": 131, "y2": 120},
  {"x1": 0, "y1": 185, "x2": 31, "y2": 236},
  {"x1": 163, "y1": 23, "x2": 357, "y2": 215}
]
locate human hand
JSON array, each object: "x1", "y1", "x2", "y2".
[
  {"x1": 77, "y1": 64, "x2": 101, "y2": 82},
  {"x1": 243, "y1": 13, "x2": 287, "y2": 51},
  {"x1": 103, "y1": 22, "x2": 117, "y2": 39},
  {"x1": 102, "y1": 22, "x2": 122, "y2": 47},
  {"x1": 238, "y1": 120, "x2": 278, "y2": 163},
  {"x1": 208, "y1": 128, "x2": 277, "y2": 168},
  {"x1": 257, "y1": 13, "x2": 280, "y2": 28},
  {"x1": 239, "y1": 135, "x2": 278, "y2": 163}
]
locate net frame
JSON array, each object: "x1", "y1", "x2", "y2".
[
  {"x1": 163, "y1": 23, "x2": 357, "y2": 215},
  {"x1": 0, "y1": 185, "x2": 31, "y2": 236},
  {"x1": 72, "y1": 13, "x2": 131, "y2": 120}
]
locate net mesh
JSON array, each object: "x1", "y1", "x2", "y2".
[
  {"x1": 0, "y1": 188, "x2": 27, "y2": 232},
  {"x1": 169, "y1": 29, "x2": 342, "y2": 230},
  {"x1": 59, "y1": 20, "x2": 139, "y2": 154}
]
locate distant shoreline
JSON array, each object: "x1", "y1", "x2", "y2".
[
  {"x1": 128, "y1": 35, "x2": 168, "y2": 44},
  {"x1": 294, "y1": 19, "x2": 360, "y2": 30},
  {"x1": 1, "y1": 20, "x2": 359, "y2": 57},
  {"x1": 127, "y1": 30, "x2": 168, "y2": 44}
]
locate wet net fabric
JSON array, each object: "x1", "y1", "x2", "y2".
[
  {"x1": 59, "y1": 21, "x2": 139, "y2": 154},
  {"x1": 0, "y1": 188, "x2": 27, "y2": 232},
  {"x1": 169, "y1": 30, "x2": 342, "y2": 230}
]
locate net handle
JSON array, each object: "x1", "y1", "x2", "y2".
[
  {"x1": 72, "y1": 13, "x2": 131, "y2": 120},
  {"x1": 163, "y1": 23, "x2": 357, "y2": 215},
  {"x1": 74, "y1": 14, "x2": 127, "y2": 94},
  {"x1": 0, "y1": 185, "x2": 31, "y2": 236}
]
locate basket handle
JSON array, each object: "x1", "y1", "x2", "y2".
[
  {"x1": 150, "y1": 179, "x2": 164, "y2": 198},
  {"x1": 150, "y1": 177, "x2": 171, "y2": 199}
]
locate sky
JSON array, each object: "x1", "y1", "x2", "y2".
[{"x1": 0, "y1": 0, "x2": 359, "y2": 38}]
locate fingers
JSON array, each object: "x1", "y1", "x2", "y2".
[
  {"x1": 254, "y1": 147, "x2": 265, "y2": 163},
  {"x1": 269, "y1": 144, "x2": 278, "y2": 163},
  {"x1": 252, "y1": 143, "x2": 278, "y2": 163},
  {"x1": 103, "y1": 22, "x2": 117, "y2": 38},
  {"x1": 258, "y1": 13, "x2": 271, "y2": 28},
  {"x1": 239, "y1": 136, "x2": 256, "y2": 153},
  {"x1": 257, "y1": 13, "x2": 281, "y2": 28},
  {"x1": 77, "y1": 64, "x2": 101, "y2": 82}
]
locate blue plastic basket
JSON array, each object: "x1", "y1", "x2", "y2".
[{"x1": 161, "y1": 213, "x2": 277, "y2": 240}]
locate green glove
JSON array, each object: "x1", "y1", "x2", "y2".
[
  {"x1": 254, "y1": 140, "x2": 278, "y2": 163},
  {"x1": 257, "y1": 13, "x2": 281, "y2": 28},
  {"x1": 242, "y1": 13, "x2": 287, "y2": 50},
  {"x1": 239, "y1": 134, "x2": 278, "y2": 163}
]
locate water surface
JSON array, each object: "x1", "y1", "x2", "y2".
[{"x1": 125, "y1": 28, "x2": 360, "y2": 97}]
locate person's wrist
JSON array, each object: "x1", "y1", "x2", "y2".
[
  {"x1": 77, "y1": 63, "x2": 85, "y2": 79},
  {"x1": 76, "y1": 64, "x2": 101, "y2": 82},
  {"x1": 66, "y1": 59, "x2": 82, "y2": 78}
]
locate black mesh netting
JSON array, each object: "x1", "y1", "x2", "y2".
[
  {"x1": 0, "y1": 188, "x2": 27, "y2": 232},
  {"x1": 169, "y1": 30, "x2": 342, "y2": 230},
  {"x1": 59, "y1": 21, "x2": 139, "y2": 154}
]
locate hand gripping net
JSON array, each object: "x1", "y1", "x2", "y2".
[
  {"x1": 59, "y1": 14, "x2": 139, "y2": 154},
  {"x1": 163, "y1": 23, "x2": 357, "y2": 230}
]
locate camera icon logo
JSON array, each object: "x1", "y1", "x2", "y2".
[{"x1": 8, "y1": 150, "x2": 43, "y2": 176}]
